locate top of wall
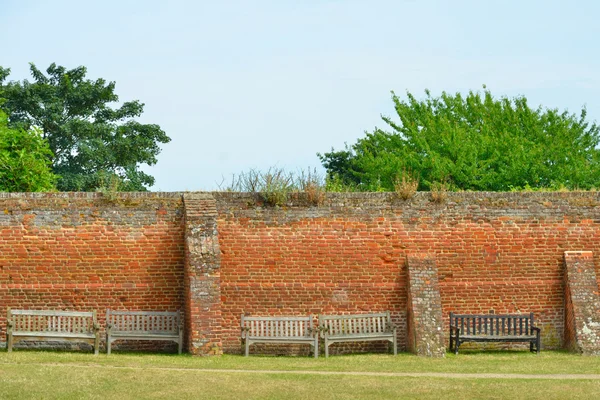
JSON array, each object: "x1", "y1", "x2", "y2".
[
  {"x1": 2, "y1": 190, "x2": 600, "y2": 214},
  {"x1": 212, "y1": 191, "x2": 600, "y2": 208},
  {"x1": 0, "y1": 192, "x2": 184, "y2": 199},
  {"x1": 0, "y1": 192, "x2": 185, "y2": 211},
  {"x1": 211, "y1": 191, "x2": 600, "y2": 223}
]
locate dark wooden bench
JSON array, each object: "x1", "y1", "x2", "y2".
[
  {"x1": 318, "y1": 312, "x2": 397, "y2": 358},
  {"x1": 241, "y1": 315, "x2": 319, "y2": 358},
  {"x1": 449, "y1": 312, "x2": 541, "y2": 354},
  {"x1": 106, "y1": 309, "x2": 183, "y2": 354},
  {"x1": 6, "y1": 308, "x2": 100, "y2": 354}
]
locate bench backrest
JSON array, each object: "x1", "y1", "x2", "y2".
[
  {"x1": 450, "y1": 313, "x2": 535, "y2": 336},
  {"x1": 241, "y1": 315, "x2": 313, "y2": 338},
  {"x1": 106, "y1": 310, "x2": 181, "y2": 334},
  {"x1": 8, "y1": 309, "x2": 97, "y2": 334},
  {"x1": 318, "y1": 312, "x2": 392, "y2": 335}
]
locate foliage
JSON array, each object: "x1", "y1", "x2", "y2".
[
  {"x1": 222, "y1": 167, "x2": 326, "y2": 206},
  {"x1": 0, "y1": 63, "x2": 170, "y2": 191},
  {"x1": 319, "y1": 88, "x2": 600, "y2": 192},
  {"x1": 0, "y1": 111, "x2": 57, "y2": 192},
  {"x1": 324, "y1": 173, "x2": 358, "y2": 192}
]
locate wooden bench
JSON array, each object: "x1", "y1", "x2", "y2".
[
  {"x1": 106, "y1": 309, "x2": 183, "y2": 354},
  {"x1": 318, "y1": 312, "x2": 397, "y2": 358},
  {"x1": 6, "y1": 309, "x2": 100, "y2": 354},
  {"x1": 449, "y1": 312, "x2": 541, "y2": 354},
  {"x1": 241, "y1": 315, "x2": 319, "y2": 358}
]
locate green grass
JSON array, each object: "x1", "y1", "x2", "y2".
[{"x1": 1, "y1": 350, "x2": 599, "y2": 399}]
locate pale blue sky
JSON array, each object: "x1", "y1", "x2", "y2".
[{"x1": 2, "y1": 0, "x2": 599, "y2": 191}]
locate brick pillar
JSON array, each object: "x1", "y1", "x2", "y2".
[
  {"x1": 183, "y1": 193, "x2": 222, "y2": 355},
  {"x1": 406, "y1": 254, "x2": 446, "y2": 357},
  {"x1": 564, "y1": 251, "x2": 600, "y2": 355}
]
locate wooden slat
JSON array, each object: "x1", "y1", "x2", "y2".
[{"x1": 11, "y1": 310, "x2": 95, "y2": 317}]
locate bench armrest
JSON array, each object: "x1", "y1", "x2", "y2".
[
  {"x1": 7, "y1": 319, "x2": 13, "y2": 329},
  {"x1": 531, "y1": 326, "x2": 541, "y2": 334},
  {"x1": 93, "y1": 322, "x2": 101, "y2": 332},
  {"x1": 449, "y1": 325, "x2": 460, "y2": 334}
]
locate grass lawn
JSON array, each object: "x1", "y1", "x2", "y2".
[{"x1": 1, "y1": 350, "x2": 599, "y2": 399}]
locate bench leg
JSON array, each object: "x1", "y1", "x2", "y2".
[
  {"x1": 392, "y1": 337, "x2": 397, "y2": 356},
  {"x1": 314, "y1": 338, "x2": 318, "y2": 359},
  {"x1": 530, "y1": 339, "x2": 540, "y2": 354},
  {"x1": 245, "y1": 339, "x2": 250, "y2": 357},
  {"x1": 455, "y1": 340, "x2": 460, "y2": 355},
  {"x1": 449, "y1": 335, "x2": 454, "y2": 352},
  {"x1": 106, "y1": 335, "x2": 111, "y2": 355},
  {"x1": 178, "y1": 330, "x2": 183, "y2": 355},
  {"x1": 324, "y1": 338, "x2": 329, "y2": 358},
  {"x1": 94, "y1": 334, "x2": 99, "y2": 355},
  {"x1": 7, "y1": 332, "x2": 13, "y2": 353}
]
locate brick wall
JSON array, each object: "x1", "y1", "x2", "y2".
[
  {"x1": 0, "y1": 193, "x2": 185, "y2": 349},
  {"x1": 2, "y1": 191, "x2": 600, "y2": 354},
  {"x1": 215, "y1": 191, "x2": 600, "y2": 353}
]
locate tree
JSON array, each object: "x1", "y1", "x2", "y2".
[
  {"x1": 319, "y1": 88, "x2": 600, "y2": 191},
  {"x1": 0, "y1": 110, "x2": 57, "y2": 192},
  {"x1": 0, "y1": 63, "x2": 170, "y2": 191}
]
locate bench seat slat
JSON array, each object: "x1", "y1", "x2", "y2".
[
  {"x1": 328, "y1": 333, "x2": 396, "y2": 340},
  {"x1": 11, "y1": 331, "x2": 96, "y2": 339},
  {"x1": 246, "y1": 335, "x2": 313, "y2": 340},
  {"x1": 110, "y1": 333, "x2": 181, "y2": 340},
  {"x1": 460, "y1": 335, "x2": 536, "y2": 341}
]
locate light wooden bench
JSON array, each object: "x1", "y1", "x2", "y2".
[
  {"x1": 318, "y1": 312, "x2": 397, "y2": 358},
  {"x1": 6, "y1": 308, "x2": 100, "y2": 354},
  {"x1": 241, "y1": 315, "x2": 319, "y2": 358},
  {"x1": 106, "y1": 309, "x2": 183, "y2": 354},
  {"x1": 449, "y1": 312, "x2": 541, "y2": 354}
]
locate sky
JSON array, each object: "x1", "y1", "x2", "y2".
[{"x1": 2, "y1": 0, "x2": 599, "y2": 191}]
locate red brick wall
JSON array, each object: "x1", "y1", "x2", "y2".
[
  {"x1": 216, "y1": 192, "x2": 600, "y2": 353},
  {"x1": 3, "y1": 191, "x2": 600, "y2": 354},
  {"x1": 0, "y1": 193, "x2": 185, "y2": 347}
]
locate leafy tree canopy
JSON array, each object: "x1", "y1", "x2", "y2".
[
  {"x1": 0, "y1": 110, "x2": 57, "y2": 192},
  {"x1": 0, "y1": 63, "x2": 170, "y2": 191},
  {"x1": 319, "y1": 88, "x2": 600, "y2": 191}
]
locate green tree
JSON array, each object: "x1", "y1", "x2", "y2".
[
  {"x1": 319, "y1": 88, "x2": 600, "y2": 191},
  {"x1": 0, "y1": 63, "x2": 170, "y2": 191},
  {"x1": 0, "y1": 110, "x2": 57, "y2": 192}
]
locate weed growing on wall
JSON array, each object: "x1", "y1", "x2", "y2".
[
  {"x1": 261, "y1": 168, "x2": 295, "y2": 206},
  {"x1": 430, "y1": 181, "x2": 448, "y2": 203},
  {"x1": 221, "y1": 167, "x2": 327, "y2": 207},
  {"x1": 95, "y1": 172, "x2": 122, "y2": 203},
  {"x1": 394, "y1": 170, "x2": 419, "y2": 200},
  {"x1": 297, "y1": 168, "x2": 326, "y2": 206}
]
